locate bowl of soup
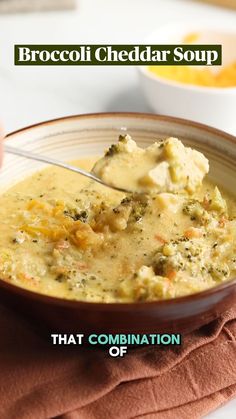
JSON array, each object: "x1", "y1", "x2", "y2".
[{"x1": 0, "y1": 112, "x2": 235, "y2": 334}]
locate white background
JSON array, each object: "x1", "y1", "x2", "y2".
[{"x1": 0, "y1": 0, "x2": 235, "y2": 416}]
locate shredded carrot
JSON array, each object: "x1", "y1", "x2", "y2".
[
  {"x1": 202, "y1": 196, "x2": 210, "y2": 210},
  {"x1": 219, "y1": 215, "x2": 227, "y2": 228},
  {"x1": 55, "y1": 240, "x2": 70, "y2": 250},
  {"x1": 166, "y1": 270, "x2": 177, "y2": 281},
  {"x1": 184, "y1": 227, "x2": 202, "y2": 239},
  {"x1": 18, "y1": 272, "x2": 39, "y2": 286},
  {"x1": 76, "y1": 262, "x2": 88, "y2": 271},
  {"x1": 154, "y1": 234, "x2": 167, "y2": 244}
]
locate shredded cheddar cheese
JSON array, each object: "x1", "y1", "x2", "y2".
[
  {"x1": 148, "y1": 62, "x2": 236, "y2": 88},
  {"x1": 148, "y1": 31, "x2": 236, "y2": 88}
]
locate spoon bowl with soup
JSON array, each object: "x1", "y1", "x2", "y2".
[{"x1": 0, "y1": 112, "x2": 235, "y2": 335}]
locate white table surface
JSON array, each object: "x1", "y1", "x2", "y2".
[{"x1": 0, "y1": 0, "x2": 235, "y2": 417}]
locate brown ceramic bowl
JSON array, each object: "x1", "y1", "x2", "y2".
[{"x1": 0, "y1": 113, "x2": 236, "y2": 335}]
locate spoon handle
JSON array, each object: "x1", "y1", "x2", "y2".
[{"x1": 4, "y1": 144, "x2": 104, "y2": 185}]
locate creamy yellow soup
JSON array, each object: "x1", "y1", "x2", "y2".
[{"x1": 0, "y1": 139, "x2": 236, "y2": 303}]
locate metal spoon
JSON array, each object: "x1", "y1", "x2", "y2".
[{"x1": 4, "y1": 144, "x2": 130, "y2": 193}]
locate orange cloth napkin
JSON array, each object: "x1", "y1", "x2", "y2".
[{"x1": 0, "y1": 303, "x2": 236, "y2": 419}]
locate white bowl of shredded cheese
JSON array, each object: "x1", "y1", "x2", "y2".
[{"x1": 138, "y1": 23, "x2": 236, "y2": 134}]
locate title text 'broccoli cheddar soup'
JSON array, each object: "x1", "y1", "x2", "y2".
[{"x1": 0, "y1": 136, "x2": 236, "y2": 303}]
